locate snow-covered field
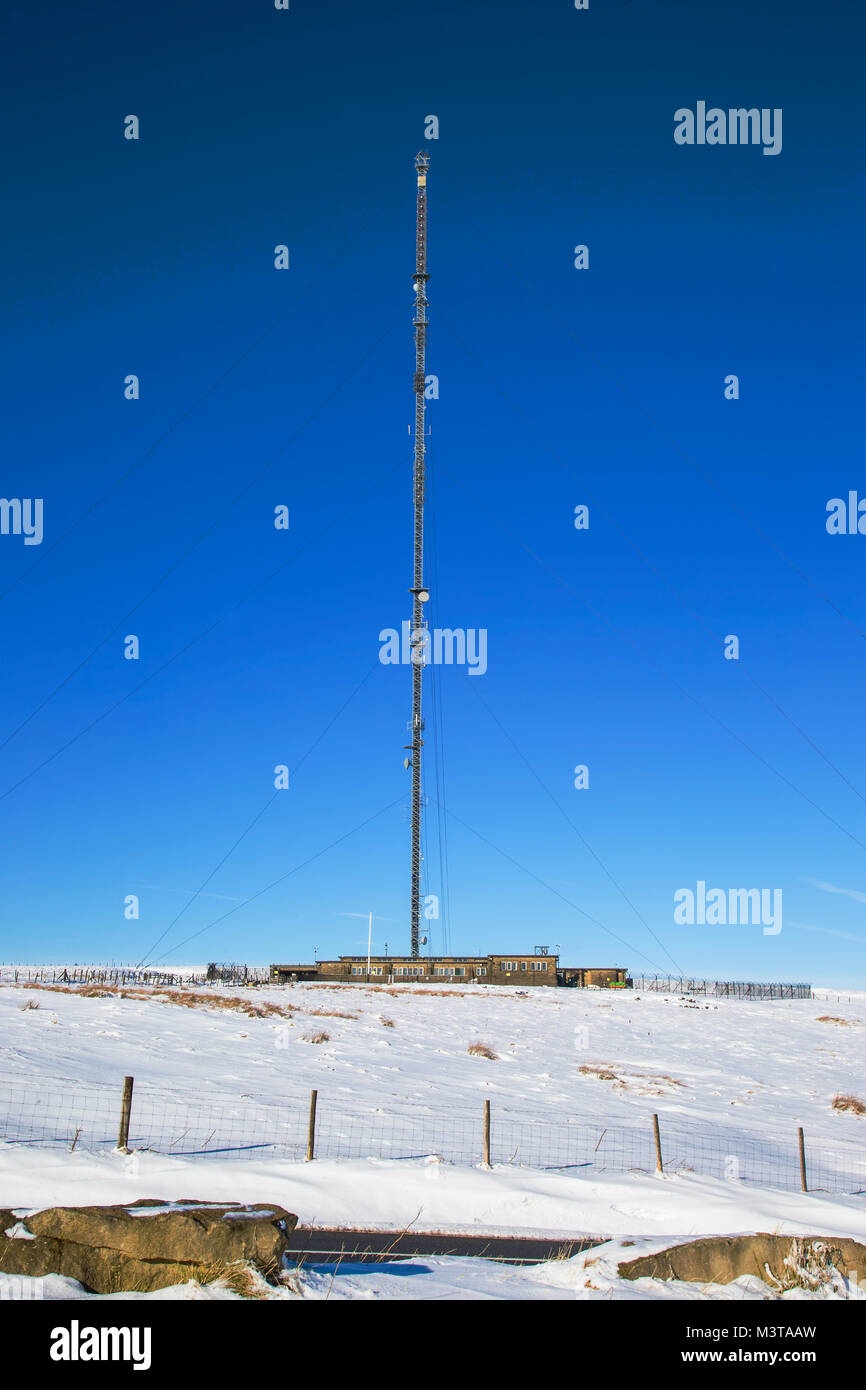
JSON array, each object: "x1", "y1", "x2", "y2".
[{"x1": 1, "y1": 974, "x2": 864, "y2": 1299}]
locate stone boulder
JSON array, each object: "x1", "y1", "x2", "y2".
[
  {"x1": 0, "y1": 1200, "x2": 297, "y2": 1294},
  {"x1": 618, "y1": 1233, "x2": 866, "y2": 1288}
]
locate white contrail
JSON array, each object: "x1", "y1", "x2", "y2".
[{"x1": 803, "y1": 877, "x2": 866, "y2": 905}]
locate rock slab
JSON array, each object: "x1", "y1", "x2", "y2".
[
  {"x1": 0, "y1": 1199, "x2": 297, "y2": 1294},
  {"x1": 618, "y1": 1233, "x2": 866, "y2": 1288}
]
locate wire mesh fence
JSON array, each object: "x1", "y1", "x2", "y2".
[
  {"x1": 0, "y1": 1080, "x2": 304, "y2": 1161},
  {"x1": 0, "y1": 966, "x2": 201, "y2": 988},
  {"x1": 0, "y1": 1073, "x2": 863, "y2": 1195},
  {"x1": 631, "y1": 977, "x2": 813, "y2": 1000}
]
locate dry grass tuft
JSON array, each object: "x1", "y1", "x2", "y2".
[
  {"x1": 305, "y1": 1031, "x2": 330, "y2": 1045},
  {"x1": 307, "y1": 983, "x2": 514, "y2": 1000},
  {"x1": 380, "y1": 1016, "x2": 395, "y2": 1028},
  {"x1": 816, "y1": 1016, "x2": 857, "y2": 1026},
  {"x1": 401, "y1": 988, "x2": 477, "y2": 999},
  {"x1": 578, "y1": 1063, "x2": 683, "y2": 1094},
  {"x1": 197, "y1": 1259, "x2": 294, "y2": 1299},
  {"x1": 467, "y1": 1041, "x2": 498, "y2": 1060},
  {"x1": 579, "y1": 1064, "x2": 619, "y2": 1082},
  {"x1": 764, "y1": 1239, "x2": 845, "y2": 1294},
  {"x1": 17, "y1": 982, "x2": 116, "y2": 999},
  {"x1": 165, "y1": 990, "x2": 298, "y2": 1022},
  {"x1": 19, "y1": 1000, "x2": 40, "y2": 1010},
  {"x1": 832, "y1": 1093, "x2": 866, "y2": 1115},
  {"x1": 8, "y1": 982, "x2": 371, "y2": 1027},
  {"x1": 305, "y1": 1007, "x2": 358, "y2": 1020}
]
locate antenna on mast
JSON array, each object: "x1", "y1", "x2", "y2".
[{"x1": 408, "y1": 151, "x2": 431, "y2": 960}]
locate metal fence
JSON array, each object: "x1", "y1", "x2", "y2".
[
  {"x1": 632, "y1": 977, "x2": 813, "y2": 1000},
  {"x1": 0, "y1": 967, "x2": 201, "y2": 988},
  {"x1": 205, "y1": 963, "x2": 270, "y2": 985},
  {"x1": 0, "y1": 1074, "x2": 862, "y2": 1195}
]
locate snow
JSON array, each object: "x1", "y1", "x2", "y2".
[
  {"x1": 2, "y1": 1224, "x2": 862, "y2": 1302},
  {"x1": 1, "y1": 1147, "x2": 865, "y2": 1242},
  {"x1": 3, "y1": 1221, "x2": 35, "y2": 1240},
  {"x1": 1, "y1": 975, "x2": 864, "y2": 1298}
]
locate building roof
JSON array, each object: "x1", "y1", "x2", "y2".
[
  {"x1": 334, "y1": 953, "x2": 558, "y2": 964},
  {"x1": 561, "y1": 965, "x2": 627, "y2": 971}
]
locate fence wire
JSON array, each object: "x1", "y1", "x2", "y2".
[
  {"x1": 631, "y1": 977, "x2": 813, "y2": 1000},
  {"x1": 0, "y1": 1076, "x2": 862, "y2": 1195}
]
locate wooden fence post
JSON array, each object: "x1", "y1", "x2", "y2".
[
  {"x1": 798, "y1": 1127, "x2": 808, "y2": 1192},
  {"x1": 306, "y1": 1089, "x2": 318, "y2": 1162},
  {"x1": 483, "y1": 1099, "x2": 491, "y2": 1168},
  {"x1": 117, "y1": 1076, "x2": 134, "y2": 1153},
  {"x1": 652, "y1": 1113, "x2": 664, "y2": 1172}
]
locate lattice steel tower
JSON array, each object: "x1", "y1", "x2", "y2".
[{"x1": 407, "y1": 151, "x2": 431, "y2": 959}]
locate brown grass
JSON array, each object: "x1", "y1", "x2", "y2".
[
  {"x1": 304, "y1": 1011, "x2": 358, "y2": 1023},
  {"x1": 13, "y1": 978, "x2": 297, "y2": 1023},
  {"x1": 578, "y1": 1063, "x2": 684, "y2": 1093},
  {"x1": 390, "y1": 988, "x2": 480, "y2": 999},
  {"x1": 8, "y1": 982, "x2": 365, "y2": 1027},
  {"x1": 301, "y1": 982, "x2": 525, "y2": 1001},
  {"x1": 92, "y1": 1253, "x2": 297, "y2": 1300},
  {"x1": 160, "y1": 990, "x2": 298, "y2": 1021},
  {"x1": 832, "y1": 1093, "x2": 866, "y2": 1115},
  {"x1": 467, "y1": 1041, "x2": 498, "y2": 1060},
  {"x1": 763, "y1": 1239, "x2": 844, "y2": 1294},
  {"x1": 18, "y1": 982, "x2": 117, "y2": 998},
  {"x1": 816, "y1": 1016, "x2": 857, "y2": 1026},
  {"x1": 579, "y1": 1064, "x2": 619, "y2": 1082},
  {"x1": 213, "y1": 1264, "x2": 273, "y2": 1299},
  {"x1": 196, "y1": 1259, "x2": 294, "y2": 1299},
  {"x1": 305, "y1": 1031, "x2": 330, "y2": 1044},
  {"x1": 380, "y1": 1017, "x2": 395, "y2": 1028}
]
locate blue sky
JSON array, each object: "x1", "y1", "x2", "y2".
[{"x1": 1, "y1": 0, "x2": 865, "y2": 985}]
